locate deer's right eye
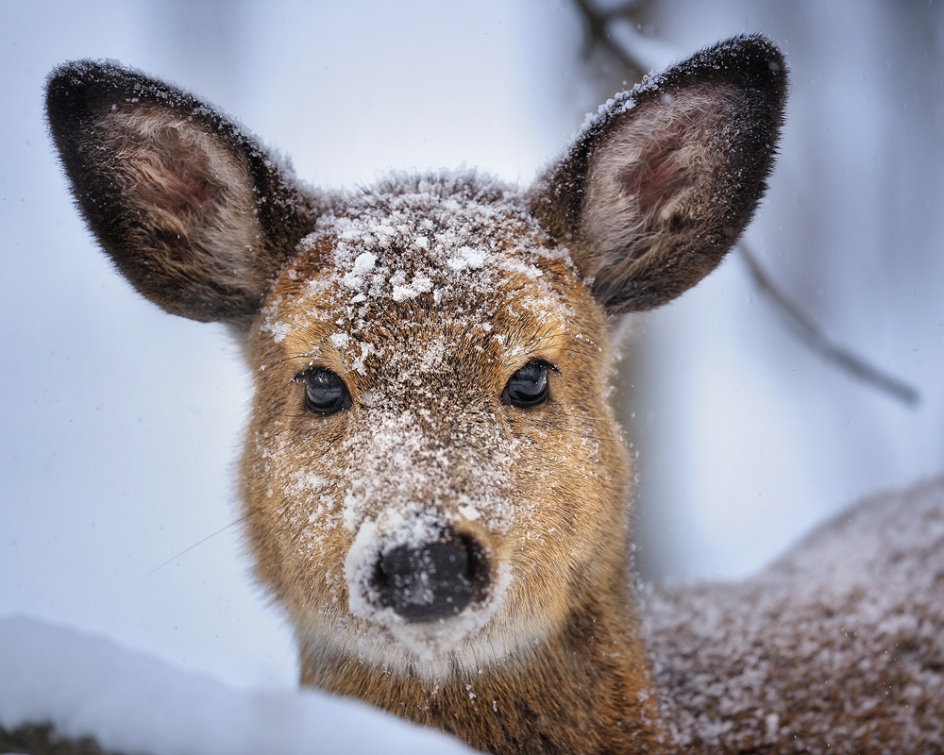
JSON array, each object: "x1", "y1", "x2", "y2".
[
  {"x1": 502, "y1": 360, "x2": 554, "y2": 408},
  {"x1": 297, "y1": 368, "x2": 349, "y2": 415}
]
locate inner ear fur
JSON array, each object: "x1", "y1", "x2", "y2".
[
  {"x1": 46, "y1": 60, "x2": 318, "y2": 324},
  {"x1": 531, "y1": 35, "x2": 788, "y2": 314}
]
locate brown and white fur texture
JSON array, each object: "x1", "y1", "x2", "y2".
[{"x1": 43, "y1": 36, "x2": 943, "y2": 754}]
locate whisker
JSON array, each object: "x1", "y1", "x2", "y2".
[{"x1": 139, "y1": 514, "x2": 250, "y2": 581}]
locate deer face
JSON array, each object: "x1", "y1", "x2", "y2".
[{"x1": 241, "y1": 179, "x2": 626, "y2": 678}]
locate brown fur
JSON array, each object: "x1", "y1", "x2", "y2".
[{"x1": 46, "y1": 37, "x2": 789, "y2": 754}]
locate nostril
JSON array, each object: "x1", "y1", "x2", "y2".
[{"x1": 373, "y1": 534, "x2": 490, "y2": 622}]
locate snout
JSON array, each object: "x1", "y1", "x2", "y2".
[{"x1": 371, "y1": 531, "x2": 490, "y2": 622}]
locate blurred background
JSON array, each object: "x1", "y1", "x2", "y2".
[{"x1": 2, "y1": 0, "x2": 942, "y2": 692}]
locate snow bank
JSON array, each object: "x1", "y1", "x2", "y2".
[{"x1": 0, "y1": 616, "x2": 477, "y2": 755}]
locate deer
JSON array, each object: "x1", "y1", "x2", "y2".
[{"x1": 41, "y1": 35, "x2": 944, "y2": 754}]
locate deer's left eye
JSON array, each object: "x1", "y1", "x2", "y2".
[
  {"x1": 502, "y1": 361, "x2": 553, "y2": 407},
  {"x1": 297, "y1": 368, "x2": 349, "y2": 414}
]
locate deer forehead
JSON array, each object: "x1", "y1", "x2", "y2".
[
  {"x1": 253, "y1": 181, "x2": 598, "y2": 391},
  {"x1": 243, "y1": 183, "x2": 613, "y2": 536}
]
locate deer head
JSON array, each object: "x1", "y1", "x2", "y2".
[{"x1": 47, "y1": 36, "x2": 786, "y2": 753}]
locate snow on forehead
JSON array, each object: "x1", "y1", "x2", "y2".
[{"x1": 295, "y1": 173, "x2": 574, "y2": 317}]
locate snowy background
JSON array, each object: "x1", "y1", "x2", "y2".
[{"x1": 1, "y1": 0, "x2": 942, "y2": 749}]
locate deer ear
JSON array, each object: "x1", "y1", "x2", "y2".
[
  {"x1": 46, "y1": 60, "x2": 317, "y2": 324},
  {"x1": 531, "y1": 35, "x2": 787, "y2": 315}
]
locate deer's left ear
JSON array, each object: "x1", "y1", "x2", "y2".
[{"x1": 531, "y1": 35, "x2": 787, "y2": 315}]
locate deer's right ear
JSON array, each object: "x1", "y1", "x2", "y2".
[
  {"x1": 531, "y1": 35, "x2": 787, "y2": 315},
  {"x1": 46, "y1": 61, "x2": 317, "y2": 324}
]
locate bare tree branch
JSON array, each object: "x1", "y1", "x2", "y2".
[
  {"x1": 572, "y1": 0, "x2": 652, "y2": 73},
  {"x1": 737, "y1": 242, "x2": 919, "y2": 406}
]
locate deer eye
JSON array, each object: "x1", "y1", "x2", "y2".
[
  {"x1": 502, "y1": 361, "x2": 553, "y2": 408},
  {"x1": 297, "y1": 368, "x2": 349, "y2": 415}
]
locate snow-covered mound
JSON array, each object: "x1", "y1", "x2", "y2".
[{"x1": 0, "y1": 617, "x2": 477, "y2": 755}]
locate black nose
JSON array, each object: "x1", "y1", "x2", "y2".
[{"x1": 373, "y1": 534, "x2": 489, "y2": 622}]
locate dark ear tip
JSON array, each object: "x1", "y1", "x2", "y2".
[
  {"x1": 689, "y1": 34, "x2": 788, "y2": 96},
  {"x1": 712, "y1": 33, "x2": 785, "y2": 63},
  {"x1": 46, "y1": 60, "x2": 131, "y2": 133},
  {"x1": 45, "y1": 60, "x2": 190, "y2": 125},
  {"x1": 45, "y1": 60, "x2": 87, "y2": 121},
  {"x1": 47, "y1": 59, "x2": 121, "y2": 101}
]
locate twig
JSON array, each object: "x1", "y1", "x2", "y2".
[
  {"x1": 573, "y1": 0, "x2": 651, "y2": 73},
  {"x1": 737, "y1": 242, "x2": 919, "y2": 406}
]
